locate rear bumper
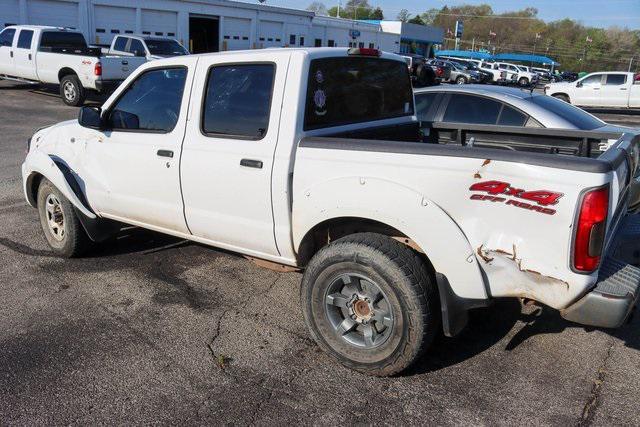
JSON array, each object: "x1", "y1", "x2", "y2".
[
  {"x1": 561, "y1": 214, "x2": 640, "y2": 328},
  {"x1": 94, "y1": 79, "x2": 123, "y2": 93}
]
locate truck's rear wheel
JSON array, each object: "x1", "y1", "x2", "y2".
[
  {"x1": 301, "y1": 233, "x2": 439, "y2": 376},
  {"x1": 37, "y1": 179, "x2": 91, "y2": 258},
  {"x1": 60, "y1": 75, "x2": 85, "y2": 107},
  {"x1": 518, "y1": 77, "x2": 529, "y2": 86}
]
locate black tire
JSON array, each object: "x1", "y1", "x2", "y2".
[
  {"x1": 416, "y1": 64, "x2": 436, "y2": 87},
  {"x1": 552, "y1": 93, "x2": 571, "y2": 104},
  {"x1": 518, "y1": 77, "x2": 529, "y2": 86},
  {"x1": 300, "y1": 233, "x2": 440, "y2": 376},
  {"x1": 455, "y1": 76, "x2": 467, "y2": 85},
  {"x1": 37, "y1": 179, "x2": 91, "y2": 258},
  {"x1": 59, "y1": 74, "x2": 85, "y2": 107}
]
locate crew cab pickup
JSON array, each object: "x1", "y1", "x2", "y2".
[
  {"x1": 545, "y1": 72, "x2": 640, "y2": 109},
  {"x1": 0, "y1": 25, "x2": 147, "y2": 106},
  {"x1": 105, "y1": 34, "x2": 189, "y2": 60},
  {"x1": 22, "y1": 48, "x2": 640, "y2": 376}
]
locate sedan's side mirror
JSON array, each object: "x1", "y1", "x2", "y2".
[
  {"x1": 576, "y1": 81, "x2": 583, "y2": 88},
  {"x1": 78, "y1": 106, "x2": 103, "y2": 130}
]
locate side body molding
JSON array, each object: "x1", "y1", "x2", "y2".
[{"x1": 293, "y1": 176, "x2": 489, "y2": 300}]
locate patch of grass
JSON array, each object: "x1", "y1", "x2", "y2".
[{"x1": 207, "y1": 343, "x2": 232, "y2": 369}]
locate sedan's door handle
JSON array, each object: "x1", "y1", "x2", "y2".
[
  {"x1": 157, "y1": 149, "x2": 173, "y2": 158},
  {"x1": 240, "y1": 159, "x2": 263, "y2": 169}
]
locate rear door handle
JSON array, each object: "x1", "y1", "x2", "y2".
[
  {"x1": 157, "y1": 149, "x2": 173, "y2": 158},
  {"x1": 240, "y1": 159, "x2": 263, "y2": 169},
  {"x1": 121, "y1": 60, "x2": 128, "y2": 65},
  {"x1": 28, "y1": 53, "x2": 32, "y2": 60},
  {"x1": 9, "y1": 51, "x2": 13, "y2": 58}
]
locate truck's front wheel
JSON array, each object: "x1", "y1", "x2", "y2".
[
  {"x1": 60, "y1": 75, "x2": 85, "y2": 107},
  {"x1": 301, "y1": 233, "x2": 439, "y2": 376},
  {"x1": 37, "y1": 179, "x2": 91, "y2": 257}
]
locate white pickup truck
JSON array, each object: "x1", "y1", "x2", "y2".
[
  {"x1": 22, "y1": 48, "x2": 640, "y2": 376},
  {"x1": 0, "y1": 25, "x2": 146, "y2": 106},
  {"x1": 545, "y1": 72, "x2": 640, "y2": 109},
  {"x1": 105, "y1": 34, "x2": 189, "y2": 60}
]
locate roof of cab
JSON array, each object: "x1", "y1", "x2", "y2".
[
  {"x1": 415, "y1": 84, "x2": 542, "y2": 100},
  {"x1": 185, "y1": 47, "x2": 405, "y2": 62}
]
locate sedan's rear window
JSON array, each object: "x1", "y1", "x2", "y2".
[
  {"x1": 304, "y1": 57, "x2": 413, "y2": 130},
  {"x1": 529, "y1": 95, "x2": 604, "y2": 130}
]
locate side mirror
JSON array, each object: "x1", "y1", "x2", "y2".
[
  {"x1": 576, "y1": 81, "x2": 583, "y2": 88},
  {"x1": 78, "y1": 106, "x2": 103, "y2": 130}
]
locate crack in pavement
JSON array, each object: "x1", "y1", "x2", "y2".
[{"x1": 579, "y1": 335, "x2": 616, "y2": 426}]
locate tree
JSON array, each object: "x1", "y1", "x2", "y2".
[
  {"x1": 408, "y1": 15, "x2": 425, "y2": 25},
  {"x1": 397, "y1": 9, "x2": 411, "y2": 22},
  {"x1": 370, "y1": 7, "x2": 384, "y2": 20},
  {"x1": 306, "y1": 1, "x2": 328, "y2": 15}
]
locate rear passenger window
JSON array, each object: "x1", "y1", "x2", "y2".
[
  {"x1": 108, "y1": 67, "x2": 187, "y2": 132},
  {"x1": 113, "y1": 36, "x2": 127, "y2": 51},
  {"x1": 202, "y1": 64, "x2": 275, "y2": 139},
  {"x1": 0, "y1": 28, "x2": 15, "y2": 47},
  {"x1": 498, "y1": 105, "x2": 527, "y2": 126},
  {"x1": 17, "y1": 30, "x2": 33, "y2": 49},
  {"x1": 443, "y1": 94, "x2": 501, "y2": 125},
  {"x1": 128, "y1": 39, "x2": 144, "y2": 55},
  {"x1": 605, "y1": 74, "x2": 626, "y2": 85}
]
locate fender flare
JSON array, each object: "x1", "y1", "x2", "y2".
[
  {"x1": 24, "y1": 150, "x2": 96, "y2": 219},
  {"x1": 293, "y1": 176, "x2": 489, "y2": 301}
]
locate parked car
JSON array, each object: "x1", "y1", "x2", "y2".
[
  {"x1": 442, "y1": 58, "x2": 493, "y2": 83},
  {"x1": 495, "y1": 62, "x2": 538, "y2": 86},
  {"x1": 22, "y1": 47, "x2": 640, "y2": 377},
  {"x1": 545, "y1": 72, "x2": 640, "y2": 109},
  {"x1": 531, "y1": 66, "x2": 552, "y2": 81},
  {"x1": 425, "y1": 58, "x2": 451, "y2": 82},
  {"x1": 475, "y1": 60, "x2": 509, "y2": 84},
  {"x1": 401, "y1": 53, "x2": 437, "y2": 87},
  {"x1": 106, "y1": 34, "x2": 189, "y2": 60},
  {"x1": 414, "y1": 85, "x2": 634, "y2": 140},
  {"x1": 560, "y1": 71, "x2": 579, "y2": 82},
  {"x1": 0, "y1": 25, "x2": 147, "y2": 106},
  {"x1": 429, "y1": 58, "x2": 479, "y2": 84}
]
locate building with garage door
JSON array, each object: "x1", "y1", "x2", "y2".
[{"x1": 0, "y1": 0, "x2": 442, "y2": 54}]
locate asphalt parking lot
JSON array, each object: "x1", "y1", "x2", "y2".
[{"x1": 1, "y1": 80, "x2": 639, "y2": 425}]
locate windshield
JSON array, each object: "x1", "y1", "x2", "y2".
[
  {"x1": 304, "y1": 57, "x2": 413, "y2": 130},
  {"x1": 145, "y1": 39, "x2": 188, "y2": 55},
  {"x1": 529, "y1": 95, "x2": 605, "y2": 130}
]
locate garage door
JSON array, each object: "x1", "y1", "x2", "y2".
[
  {"x1": 258, "y1": 21, "x2": 282, "y2": 48},
  {"x1": 27, "y1": 0, "x2": 79, "y2": 29},
  {"x1": 141, "y1": 9, "x2": 178, "y2": 38},
  {"x1": 93, "y1": 4, "x2": 135, "y2": 44},
  {"x1": 1, "y1": 0, "x2": 20, "y2": 27},
  {"x1": 223, "y1": 17, "x2": 251, "y2": 50}
]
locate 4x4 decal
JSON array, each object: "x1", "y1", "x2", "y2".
[{"x1": 469, "y1": 180, "x2": 563, "y2": 215}]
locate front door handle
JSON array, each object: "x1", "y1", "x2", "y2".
[
  {"x1": 157, "y1": 149, "x2": 173, "y2": 158},
  {"x1": 9, "y1": 51, "x2": 13, "y2": 58},
  {"x1": 240, "y1": 159, "x2": 263, "y2": 169},
  {"x1": 122, "y1": 60, "x2": 128, "y2": 65}
]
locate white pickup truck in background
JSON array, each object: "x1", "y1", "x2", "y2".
[
  {"x1": 21, "y1": 48, "x2": 640, "y2": 376},
  {"x1": 545, "y1": 71, "x2": 640, "y2": 109},
  {"x1": 0, "y1": 25, "x2": 147, "y2": 106},
  {"x1": 104, "y1": 34, "x2": 190, "y2": 60}
]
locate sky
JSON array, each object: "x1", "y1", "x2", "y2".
[{"x1": 246, "y1": 0, "x2": 640, "y2": 29}]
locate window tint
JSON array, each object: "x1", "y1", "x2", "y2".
[
  {"x1": 146, "y1": 39, "x2": 188, "y2": 55},
  {"x1": 17, "y1": 30, "x2": 33, "y2": 49},
  {"x1": 127, "y1": 39, "x2": 144, "y2": 55},
  {"x1": 109, "y1": 68, "x2": 187, "y2": 132},
  {"x1": 202, "y1": 64, "x2": 275, "y2": 139},
  {"x1": 113, "y1": 36, "x2": 127, "y2": 51},
  {"x1": 443, "y1": 94, "x2": 501, "y2": 125},
  {"x1": 498, "y1": 105, "x2": 527, "y2": 126},
  {"x1": 304, "y1": 57, "x2": 413, "y2": 130},
  {"x1": 0, "y1": 28, "x2": 15, "y2": 47},
  {"x1": 40, "y1": 32, "x2": 87, "y2": 49},
  {"x1": 605, "y1": 74, "x2": 626, "y2": 85},
  {"x1": 581, "y1": 74, "x2": 602, "y2": 86},
  {"x1": 529, "y1": 95, "x2": 604, "y2": 130},
  {"x1": 415, "y1": 93, "x2": 438, "y2": 121}
]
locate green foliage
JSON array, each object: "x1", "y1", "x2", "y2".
[
  {"x1": 324, "y1": 0, "x2": 382, "y2": 20},
  {"x1": 419, "y1": 4, "x2": 639, "y2": 72}
]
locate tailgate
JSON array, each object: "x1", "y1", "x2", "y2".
[{"x1": 99, "y1": 56, "x2": 146, "y2": 80}]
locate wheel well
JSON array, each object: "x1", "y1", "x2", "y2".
[
  {"x1": 297, "y1": 217, "x2": 432, "y2": 271},
  {"x1": 58, "y1": 68, "x2": 77, "y2": 83},
  {"x1": 26, "y1": 172, "x2": 44, "y2": 207},
  {"x1": 552, "y1": 93, "x2": 570, "y2": 101}
]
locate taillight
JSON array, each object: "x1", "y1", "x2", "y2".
[
  {"x1": 347, "y1": 48, "x2": 381, "y2": 57},
  {"x1": 573, "y1": 186, "x2": 609, "y2": 272},
  {"x1": 436, "y1": 67, "x2": 443, "y2": 76},
  {"x1": 94, "y1": 62, "x2": 102, "y2": 76}
]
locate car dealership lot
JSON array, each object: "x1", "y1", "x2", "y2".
[{"x1": 1, "y1": 81, "x2": 639, "y2": 425}]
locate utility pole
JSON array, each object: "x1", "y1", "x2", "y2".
[
  {"x1": 629, "y1": 56, "x2": 634, "y2": 72},
  {"x1": 337, "y1": 0, "x2": 341, "y2": 18},
  {"x1": 471, "y1": 38, "x2": 475, "y2": 51}
]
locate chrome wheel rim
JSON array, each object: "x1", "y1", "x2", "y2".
[
  {"x1": 63, "y1": 81, "x2": 76, "y2": 101},
  {"x1": 45, "y1": 194, "x2": 65, "y2": 241},
  {"x1": 324, "y1": 273, "x2": 394, "y2": 349}
]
